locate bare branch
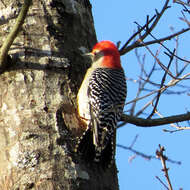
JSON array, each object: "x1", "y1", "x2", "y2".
[
  {"x1": 130, "y1": 48, "x2": 160, "y2": 116},
  {"x1": 120, "y1": 112, "x2": 190, "y2": 127},
  {"x1": 119, "y1": 15, "x2": 156, "y2": 54},
  {"x1": 140, "y1": 40, "x2": 176, "y2": 79},
  {"x1": 180, "y1": 14, "x2": 190, "y2": 27},
  {"x1": 125, "y1": 68, "x2": 190, "y2": 113},
  {"x1": 0, "y1": 0, "x2": 32, "y2": 71},
  {"x1": 156, "y1": 145, "x2": 173, "y2": 190},
  {"x1": 120, "y1": 0, "x2": 170, "y2": 55},
  {"x1": 117, "y1": 144, "x2": 181, "y2": 165},
  {"x1": 140, "y1": 27, "x2": 190, "y2": 64},
  {"x1": 148, "y1": 49, "x2": 176, "y2": 118},
  {"x1": 155, "y1": 111, "x2": 190, "y2": 132},
  {"x1": 123, "y1": 27, "x2": 190, "y2": 54}
]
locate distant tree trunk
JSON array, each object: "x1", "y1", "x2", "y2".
[{"x1": 0, "y1": 0, "x2": 119, "y2": 189}]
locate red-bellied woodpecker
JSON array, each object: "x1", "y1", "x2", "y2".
[{"x1": 76, "y1": 41, "x2": 127, "y2": 168}]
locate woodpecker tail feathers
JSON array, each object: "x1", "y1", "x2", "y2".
[{"x1": 75, "y1": 123, "x2": 115, "y2": 169}]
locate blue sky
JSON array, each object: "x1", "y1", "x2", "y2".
[{"x1": 91, "y1": 1, "x2": 190, "y2": 189}]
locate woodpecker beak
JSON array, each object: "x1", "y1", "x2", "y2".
[
  {"x1": 83, "y1": 52, "x2": 94, "y2": 60},
  {"x1": 83, "y1": 52, "x2": 94, "y2": 57}
]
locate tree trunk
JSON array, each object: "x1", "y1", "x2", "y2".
[{"x1": 0, "y1": 0, "x2": 119, "y2": 189}]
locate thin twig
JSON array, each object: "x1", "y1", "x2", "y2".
[
  {"x1": 156, "y1": 145, "x2": 173, "y2": 190},
  {"x1": 174, "y1": 0, "x2": 190, "y2": 7},
  {"x1": 130, "y1": 49, "x2": 147, "y2": 115},
  {"x1": 135, "y1": 99, "x2": 155, "y2": 116},
  {"x1": 130, "y1": 47, "x2": 160, "y2": 116},
  {"x1": 141, "y1": 25, "x2": 190, "y2": 64},
  {"x1": 117, "y1": 144, "x2": 181, "y2": 164},
  {"x1": 126, "y1": 72, "x2": 190, "y2": 106},
  {"x1": 148, "y1": 49, "x2": 176, "y2": 118},
  {"x1": 119, "y1": 15, "x2": 156, "y2": 54},
  {"x1": 155, "y1": 110, "x2": 190, "y2": 132},
  {"x1": 129, "y1": 134, "x2": 139, "y2": 148},
  {"x1": 140, "y1": 39, "x2": 176, "y2": 79},
  {"x1": 155, "y1": 176, "x2": 169, "y2": 190},
  {"x1": 0, "y1": 0, "x2": 32, "y2": 70},
  {"x1": 180, "y1": 14, "x2": 190, "y2": 27}
]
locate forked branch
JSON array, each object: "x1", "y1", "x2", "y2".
[
  {"x1": 119, "y1": 0, "x2": 190, "y2": 56},
  {"x1": 119, "y1": 0, "x2": 170, "y2": 55}
]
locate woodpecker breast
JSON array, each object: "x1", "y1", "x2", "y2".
[{"x1": 77, "y1": 66, "x2": 96, "y2": 123}]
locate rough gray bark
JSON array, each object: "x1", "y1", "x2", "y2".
[{"x1": 0, "y1": 0, "x2": 119, "y2": 189}]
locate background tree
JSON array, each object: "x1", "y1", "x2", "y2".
[{"x1": 0, "y1": 0, "x2": 190, "y2": 190}]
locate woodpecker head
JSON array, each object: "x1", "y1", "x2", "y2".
[{"x1": 88, "y1": 41, "x2": 121, "y2": 69}]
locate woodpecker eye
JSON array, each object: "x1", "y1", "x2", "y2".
[
  {"x1": 93, "y1": 51, "x2": 98, "y2": 56},
  {"x1": 93, "y1": 50, "x2": 102, "y2": 57},
  {"x1": 92, "y1": 50, "x2": 103, "y2": 62}
]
